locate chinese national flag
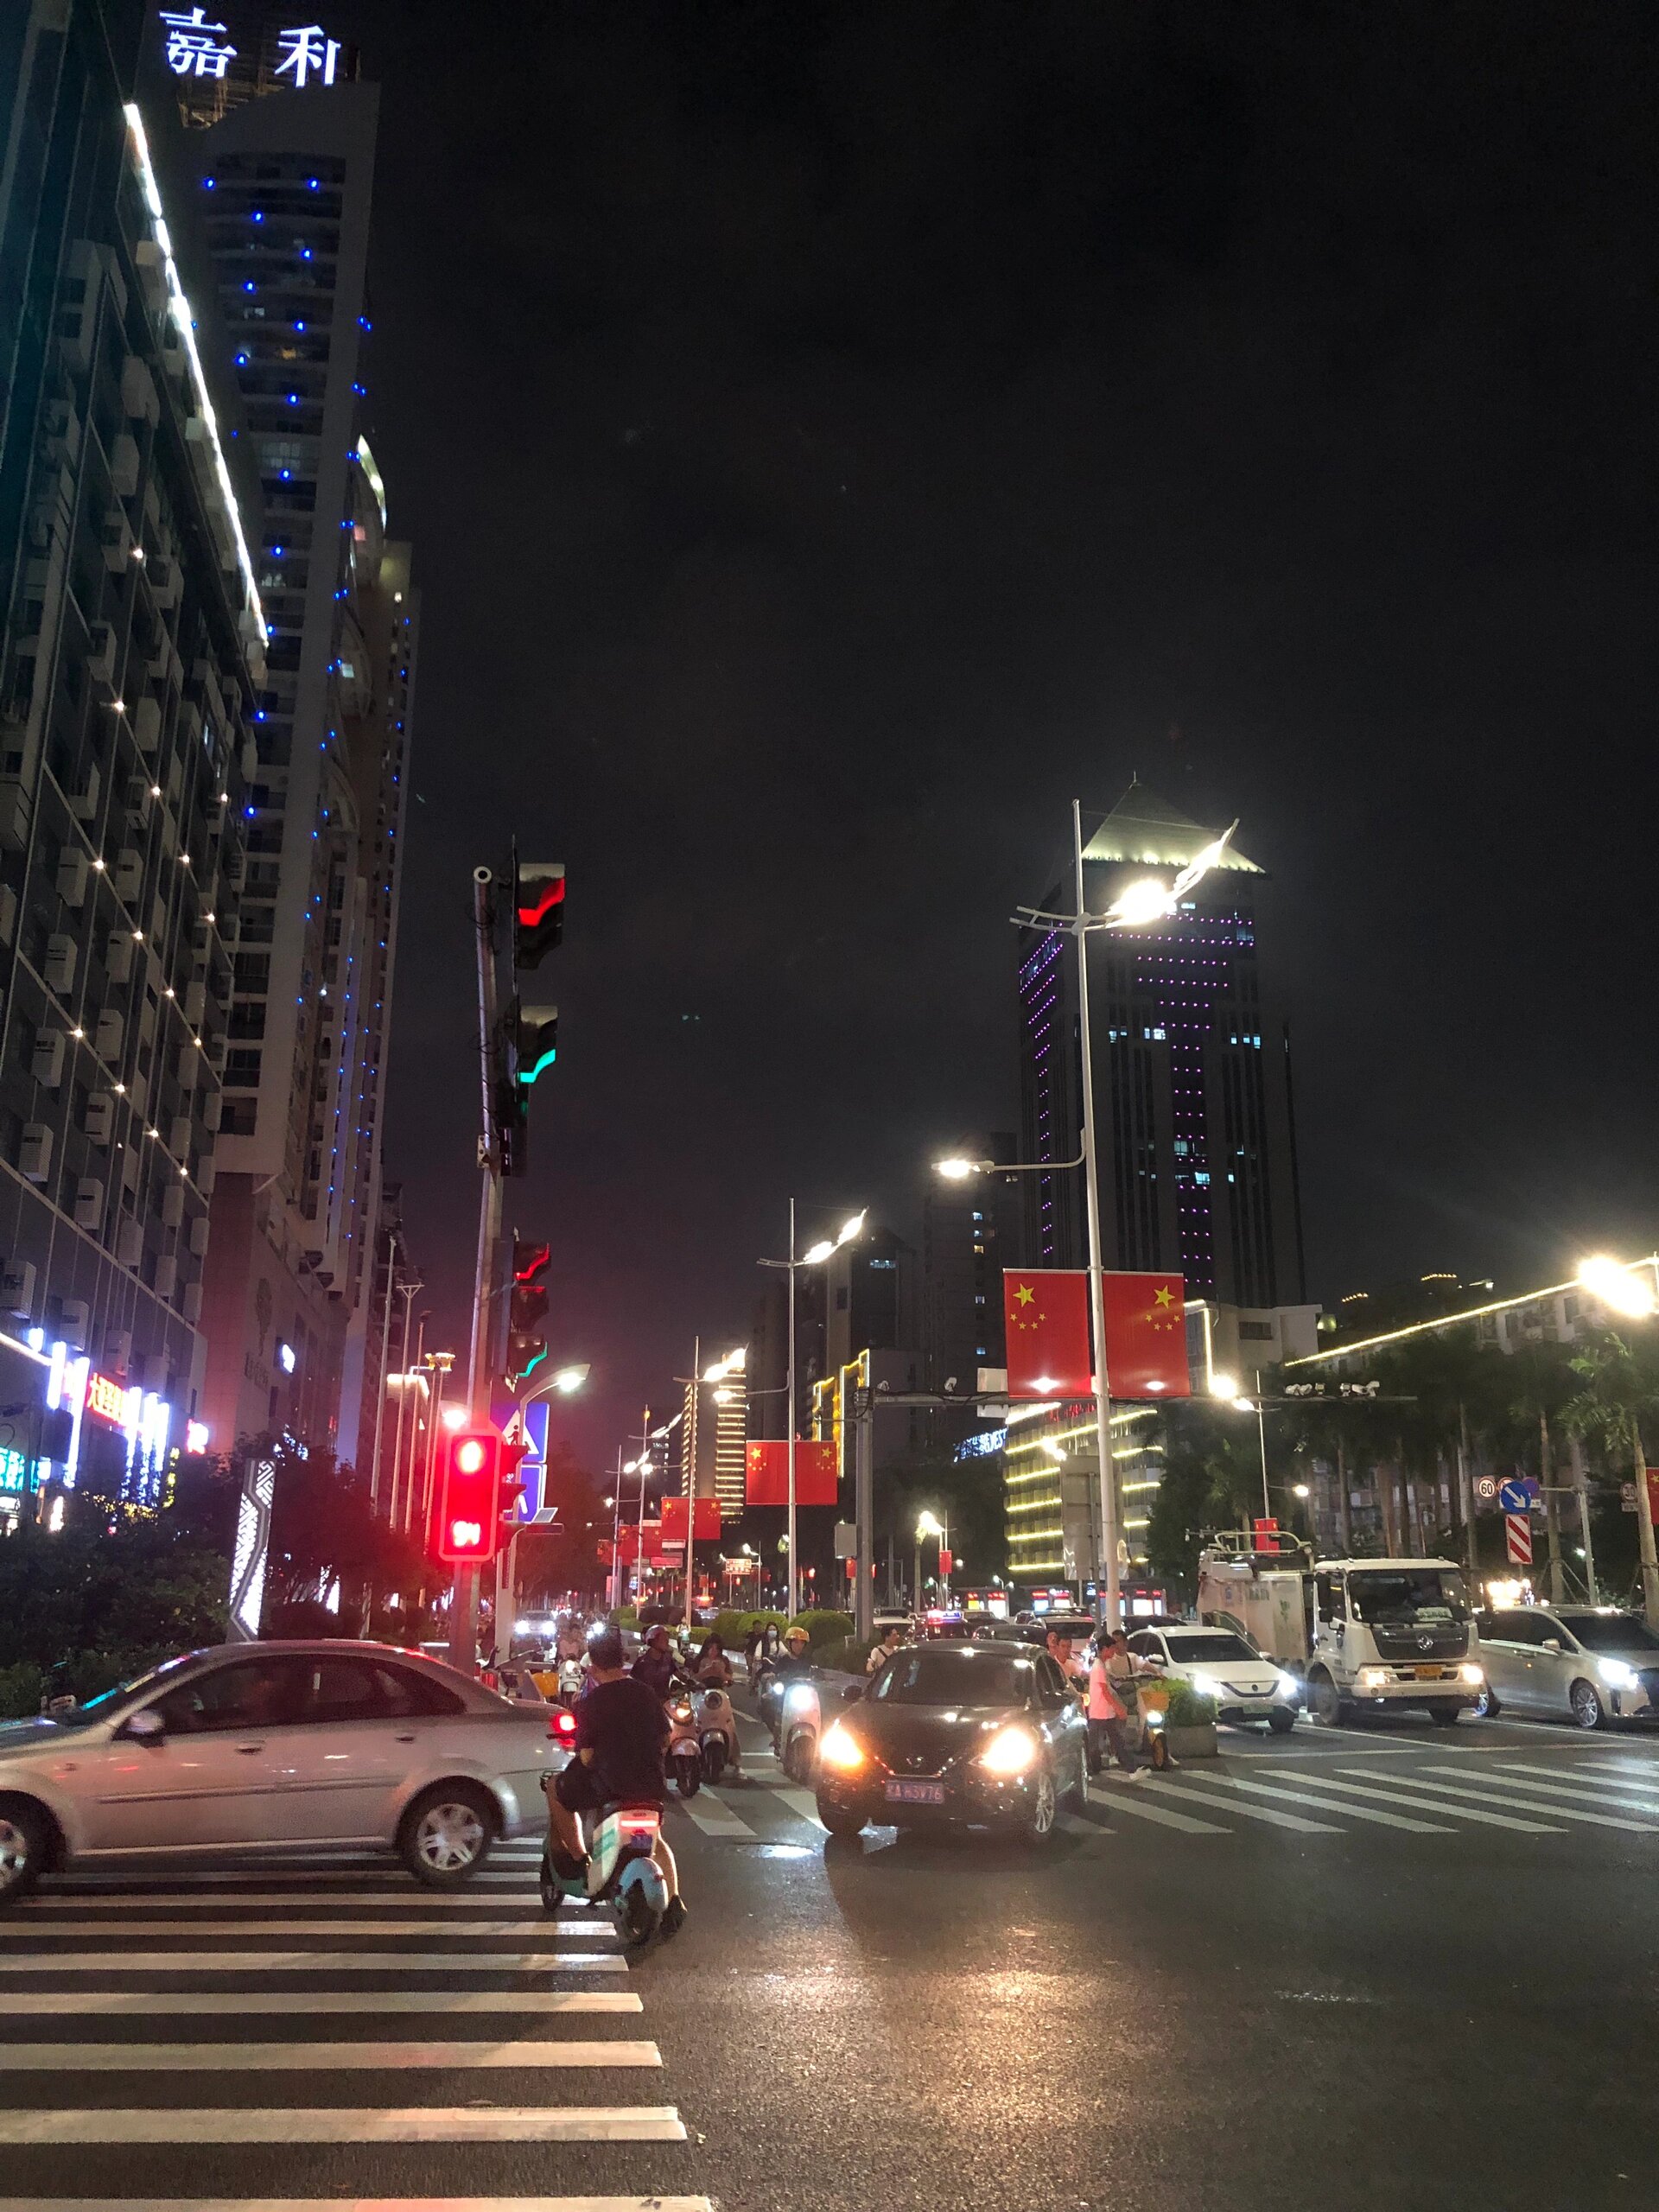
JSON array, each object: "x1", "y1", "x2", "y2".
[
  {"x1": 1099, "y1": 1272, "x2": 1190, "y2": 1399},
  {"x1": 745, "y1": 1439, "x2": 839, "y2": 1506},
  {"x1": 1002, "y1": 1269, "x2": 1092, "y2": 1400},
  {"x1": 661, "y1": 1496, "x2": 722, "y2": 1542}
]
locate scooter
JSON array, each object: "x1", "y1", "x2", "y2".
[
  {"x1": 696, "y1": 1684, "x2": 740, "y2": 1783},
  {"x1": 667, "y1": 1688, "x2": 703, "y2": 1797},
  {"x1": 539, "y1": 1802, "x2": 683, "y2": 1946},
  {"x1": 778, "y1": 1675, "x2": 823, "y2": 1783},
  {"x1": 556, "y1": 1656, "x2": 584, "y2": 1706}
]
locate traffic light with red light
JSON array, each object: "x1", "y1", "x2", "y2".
[
  {"x1": 505, "y1": 1235, "x2": 551, "y2": 1391},
  {"x1": 435, "y1": 1427, "x2": 506, "y2": 1564},
  {"x1": 513, "y1": 860, "x2": 565, "y2": 969}
]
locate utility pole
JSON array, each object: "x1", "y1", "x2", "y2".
[
  {"x1": 386, "y1": 1278, "x2": 420, "y2": 1532},
  {"x1": 366, "y1": 1230, "x2": 398, "y2": 1513},
  {"x1": 451, "y1": 866, "x2": 503, "y2": 1672},
  {"x1": 1071, "y1": 798, "x2": 1121, "y2": 1631}
]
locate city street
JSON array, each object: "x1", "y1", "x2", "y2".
[{"x1": 4, "y1": 1707, "x2": 1659, "y2": 2212}]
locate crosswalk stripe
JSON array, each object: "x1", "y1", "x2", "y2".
[
  {"x1": 6, "y1": 1991, "x2": 645, "y2": 2016},
  {"x1": 1197, "y1": 1774, "x2": 1453, "y2": 1833},
  {"x1": 0, "y1": 1951, "x2": 628, "y2": 1974},
  {"x1": 753, "y1": 1781, "x2": 826, "y2": 1830},
  {"x1": 0, "y1": 1919, "x2": 613, "y2": 1942},
  {"x1": 1494, "y1": 1762, "x2": 1659, "y2": 1811},
  {"x1": 2, "y1": 2040, "x2": 662, "y2": 2070},
  {"x1": 1286, "y1": 1773, "x2": 1561, "y2": 1833},
  {"x1": 21, "y1": 1894, "x2": 548, "y2": 1912},
  {"x1": 0, "y1": 2106, "x2": 688, "y2": 2144},
  {"x1": 3, "y1": 2199, "x2": 715, "y2": 2211},
  {"x1": 670, "y1": 1794, "x2": 754, "y2": 1838},
  {"x1": 1139, "y1": 1776, "x2": 1339, "y2": 1833},
  {"x1": 1345, "y1": 1768, "x2": 1659, "y2": 1834},
  {"x1": 1084, "y1": 1783, "x2": 1229, "y2": 1834},
  {"x1": 1056, "y1": 1810, "x2": 1103, "y2": 1837}
]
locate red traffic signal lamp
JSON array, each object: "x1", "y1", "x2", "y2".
[
  {"x1": 435, "y1": 1426, "x2": 525, "y2": 1564},
  {"x1": 505, "y1": 1234, "x2": 551, "y2": 1389},
  {"x1": 513, "y1": 859, "x2": 565, "y2": 970}
]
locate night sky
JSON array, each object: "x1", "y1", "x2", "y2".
[{"x1": 334, "y1": 2, "x2": 1656, "y2": 1466}]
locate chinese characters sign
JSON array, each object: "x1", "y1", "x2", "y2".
[{"x1": 161, "y1": 12, "x2": 341, "y2": 88}]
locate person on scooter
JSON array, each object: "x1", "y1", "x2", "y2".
[
  {"x1": 696, "y1": 1632, "x2": 734, "y2": 1687},
  {"x1": 632, "y1": 1623, "x2": 683, "y2": 1701},
  {"x1": 545, "y1": 1625, "x2": 670, "y2": 1880},
  {"x1": 771, "y1": 1622, "x2": 813, "y2": 1675}
]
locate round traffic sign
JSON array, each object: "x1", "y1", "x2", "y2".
[
  {"x1": 1497, "y1": 1478, "x2": 1531, "y2": 1514},
  {"x1": 1475, "y1": 1475, "x2": 1498, "y2": 1503}
]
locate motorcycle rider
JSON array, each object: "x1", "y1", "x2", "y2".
[
  {"x1": 771, "y1": 1622, "x2": 813, "y2": 1675},
  {"x1": 632, "y1": 1623, "x2": 683, "y2": 1701},
  {"x1": 544, "y1": 1625, "x2": 677, "y2": 1905},
  {"x1": 696, "y1": 1632, "x2": 734, "y2": 1687}
]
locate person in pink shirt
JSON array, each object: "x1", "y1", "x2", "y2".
[{"x1": 1088, "y1": 1630, "x2": 1149, "y2": 1780}]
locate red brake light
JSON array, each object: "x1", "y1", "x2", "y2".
[{"x1": 553, "y1": 1709, "x2": 577, "y2": 1738}]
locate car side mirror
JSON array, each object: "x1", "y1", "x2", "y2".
[
  {"x1": 121, "y1": 1709, "x2": 166, "y2": 1747},
  {"x1": 842, "y1": 1682, "x2": 865, "y2": 1704},
  {"x1": 1542, "y1": 1638, "x2": 1563, "y2": 1655}
]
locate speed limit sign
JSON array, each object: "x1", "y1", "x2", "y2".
[{"x1": 1475, "y1": 1475, "x2": 1498, "y2": 1503}]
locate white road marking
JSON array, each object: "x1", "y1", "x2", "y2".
[
  {"x1": 1056, "y1": 1811, "x2": 1104, "y2": 1837},
  {"x1": 1491, "y1": 1763, "x2": 1659, "y2": 1812},
  {"x1": 669, "y1": 1794, "x2": 754, "y2": 1837},
  {"x1": 0, "y1": 2107, "x2": 687, "y2": 2145},
  {"x1": 19, "y1": 1894, "x2": 563, "y2": 1913},
  {"x1": 7, "y1": 1990, "x2": 644, "y2": 2016},
  {"x1": 4, "y1": 2199, "x2": 715, "y2": 2211},
  {"x1": 0, "y1": 1950, "x2": 628, "y2": 1974},
  {"x1": 1084, "y1": 1783, "x2": 1230, "y2": 1834},
  {"x1": 4, "y1": 2040, "x2": 661, "y2": 2070},
  {"x1": 0, "y1": 1920, "x2": 614, "y2": 1942},
  {"x1": 1347, "y1": 1768, "x2": 1659, "y2": 1834},
  {"x1": 1140, "y1": 1776, "x2": 1339, "y2": 1833},
  {"x1": 1286, "y1": 1772, "x2": 1561, "y2": 1833},
  {"x1": 1198, "y1": 1773, "x2": 1453, "y2": 1834},
  {"x1": 756, "y1": 1781, "x2": 827, "y2": 1831}
]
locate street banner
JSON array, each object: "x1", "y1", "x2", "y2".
[
  {"x1": 1645, "y1": 1468, "x2": 1659, "y2": 1524},
  {"x1": 660, "y1": 1495, "x2": 722, "y2": 1542},
  {"x1": 1002, "y1": 1269, "x2": 1092, "y2": 1400},
  {"x1": 745, "y1": 1438, "x2": 839, "y2": 1505},
  {"x1": 1100, "y1": 1271, "x2": 1190, "y2": 1398}
]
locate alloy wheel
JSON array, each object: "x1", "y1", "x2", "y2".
[
  {"x1": 415, "y1": 1799, "x2": 486, "y2": 1872},
  {"x1": 1571, "y1": 1682, "x2": 1605, "y2": 1731},
  {"x1": 0, "y1": 1815, "x2": 30, "y2": 1894},
  {"x1": 1030, "y1": 1767, "x2": 1057, "y2": 1836}
]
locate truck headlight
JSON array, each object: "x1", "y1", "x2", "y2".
[
  {"x1": 1599, "y1": 1659, "x2": 1638, "y2": 1691},
  {"x1": 1459, "y1": 1663, "x2": 1484, "y2": 1686},
  {"x1": 1358, "y1": 1666, "x2": 1389, "y2": 1690}
]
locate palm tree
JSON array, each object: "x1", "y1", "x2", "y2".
[
  {"x1": 1503, "y1": 1343, "x2": 1579, "y2": 1603},
  {"x1": 1563, "y1": 1329, "x2": 1659, "y2": 1624}
]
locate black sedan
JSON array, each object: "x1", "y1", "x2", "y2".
[{"x1": 814, "y1": 1640, "x2": 1089, "y2": 1841}]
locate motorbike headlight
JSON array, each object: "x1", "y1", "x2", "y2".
[
  {"x1": 978, "y1": 1724, "x2": 1040, "y2": 1777},
  {"x1": 1599, "y1": 1659, "x2": 1638, "y2": 1690},
  {"x1": 784, "y1": 1685, "x2": 815, "y2": 1715},
  {"x1": 672, "y1": 1702, "x2": 693, "y2": 1723},
  {"x1": 1275, "y1": 1672, "x2": 1300, "y2": 1700},
  {"x1": 818, "y1": 1721, "x2": 866, "y2": 1773},
  {"x1": 1459, "y1": 1662, "x2": 1485, "y2": 1687}
]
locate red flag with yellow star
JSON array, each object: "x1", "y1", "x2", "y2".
[
  {"x1": 1100, "y1": 1272, "x2": 1190, "y2": 1398},
  {"x1": 1001, "y1": 1269, "x2": 1092, "y2": 1400}
]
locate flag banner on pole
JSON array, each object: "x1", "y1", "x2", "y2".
[
  {"x1": 745, "y1": 1439, "x2": 839, "y2": 1506},
  {"x1": 1099, "y1": 1272, "x2": 1191, "y2": 1399},
  {"x1": 1002, "y1": 1269, "x2": 1092, "y2": 1400},
  {"x1": 661, "y1": 1495, "x2": 722, "y2": 1542}
]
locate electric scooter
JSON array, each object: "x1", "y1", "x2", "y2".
[
  {"x1": 666, "y1": 1689, "x2": 703, "y2": 1797},
  {"x1": 696, "y1": 1684, "x2": 741, "y2": 1783},
  {"x1": 539, "y1": 1801, "x2": 683, "y2": 1945}
]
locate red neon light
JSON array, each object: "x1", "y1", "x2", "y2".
[
  {"x1": 85, "y1": 1371, "x2": 129, "y2": 1424},
  {"x1": 517, "y1": 879, "x2": 566, "y2": 927}
]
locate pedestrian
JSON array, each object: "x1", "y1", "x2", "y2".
[
  {"x1": 1046, "y1": 1624, "x2": 1085, "y2": 1688},
  {"x1": 866, "y1": 1623, "x2": 904, "y2": 1675},
  {"x1": 1089, "y1": 1630, "x2": 1149, "y2": 1780},
  {"x1": 744, "y1": 1624, "x2": 765, "y2": 1685}
]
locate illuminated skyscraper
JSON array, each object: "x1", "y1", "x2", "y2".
[{"x1": 1018, "y1": 781, "x2": 1306, "y2": 1307}]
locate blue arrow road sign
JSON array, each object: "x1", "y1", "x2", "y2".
[{"x1": 1498, "y1": 1478, "x2": 1533, "y2": 1514}]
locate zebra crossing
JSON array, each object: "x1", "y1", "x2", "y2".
[{"x1": 0, "y1": 1841, "x2": 712, "y2": 2212}]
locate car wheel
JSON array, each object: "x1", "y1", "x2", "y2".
[
  {"x1": 1571, "y1": 1680, "x2": 1606, "y2": 1731},
  {"x1": 0, "y1": 1796, "x2": 49, "y2": 1908},
  {"x1": 1429, "y1": 1706, "x2": 1463, "y2": 1727},
  {"x1": 1020, "y1": 1764, "x2": 1058, "y2": 1841},
  {"x1": 1267, "y1": 1708, "x2": 1295, "y2": 1736},
  {"x1": 399, "y1": 1782, "x2": 496, "y2": 1886},
  {"x1": 1307, "y1": 1669, "x2": 1345, "y2": 1728},
  {"x1": 1065, "y1": 1745, "x2": 1090, "y2": 1808},
  {"x1": 817, "y1": 1795, "x2": 868, "y2": 1837}
]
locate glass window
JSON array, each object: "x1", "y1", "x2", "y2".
[
  {"x1": 875, "y1": 1649, "x2": 1033, "y2": 1707},
  {"x1": 1164, "y1": 1632, "x2": 1260, "y2": 1664},
  {"x1": 1489, "y1": 1610, "x2": 1545, "y2": 1645},
  {"x1": 300, "y1": 1657, "x2": 386, "y2": 1725},
  {"x1": 1560, "y1": 1614, "x2": 1659, "y2": 1655},
  {"x1": 154, "y1": 1657, "x2": 304, "y2": 1734},
  {"x1": 1348, "y1": 1569, "x2": 1470, "y2": 1624},
  {"x1": 374, "y1": 1662, "x2": 467, "y2": 1717}
]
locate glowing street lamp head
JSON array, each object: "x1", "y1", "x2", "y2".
[
  {"x1": 836, "y1": 1211, "x2": 867, "y2": 1246},
  {"x1": 1104, "y1": 878, "x2": 1173, "y2": 929},
  {"x1": 916, "y1": 1510, "x2": 944, "y2": 1539},
  {"x1": 934, "y1": 1158, "x2": 982, "y2": 1179},
  {"x1": 803, "y1": 1238, "x2": 837, "y2": 1265},
  {"x1": 550, "y1": 1363, "x2": 589, "y2": 1395},
  {"x1": 1578, "y1": 1255, "x2": 1656, "y2": 1320},
  {"x1": 439, "y1": 1402, "x2": 467, "y2": 1432},
  {"x1": 1209, "y1": 1373, "x2": 1240, "y2": 1400}
]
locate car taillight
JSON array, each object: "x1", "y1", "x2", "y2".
[{"x1": 550, "y1": 1710, "x2": 577, "y2": 1739}]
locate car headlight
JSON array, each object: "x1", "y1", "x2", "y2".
[
  {"x1": 1358, "y1": 1666, "x2": 1389, "y2": 1689},
  {"x1": 1459, "y1": 1663, "x2": 1484, "y2": 1687},
  {"x1": 978, "y1": 1724, "x2": 1041, "y2": 1777},
  {"x1": 817, "y1": 1721, "x2": 867, "y2": 1773},
  {"x1": 1599, "y1": 1659, "x2": 1638, "y2": 1690},
  {"x1": 1274, "y1": 1672, "x2": 1300, "y2": 1700}
]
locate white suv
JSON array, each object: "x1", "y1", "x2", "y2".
[{"x1": 1128, "y1": 1625, "x2": 1301, "y2": 1732}]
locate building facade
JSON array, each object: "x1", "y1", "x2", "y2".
[
  {"x1": 921, "y1": 1136, "x2": 1024, "y2": 1410},
  {"x1": 0, "y1": 0, "x2": 263, "y2": 1512},
  {"x1": 143, "y1": 16, "x2": 418, "y2": 1458},
  {"x1": 1019, "y1": 780, "x2": 1306, "y2": 1309}
]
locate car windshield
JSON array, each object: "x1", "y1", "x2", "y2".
[
  {"x1": 876, "y1": 1649, "x2": 1033, "y2": 1707},
  {"x1": 1563, "y1": 1615, "x2": 1659, "y2": 1654},
  {"x1": 1349, "y1": 1569, "x2": 1470, "y2": 1625},
  {"x1": 1166, "y1": 1633, "x2": 1261, "y2": 1664},
  {"x1": 43, "y1": 1653, "x2": 200, "y2": 1730}
]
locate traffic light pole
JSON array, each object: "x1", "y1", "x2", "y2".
[{"x1": 451, "y1": 864, "x2": 504, "y2": 1673}]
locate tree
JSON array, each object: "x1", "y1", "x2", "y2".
[
  {"x1": 261, "y1": 1439, "x2": 428, "y2": 1631},
  {"x1": 513, "y1": 1442, "x2": 608, "y2": 1606},
  {"x1": 1147, "y1": 1402, "x2": 1272, "y2": 1596},
  {"x1": 1564, "y1": 1329, "x2": 1659, "y2": 1623}
]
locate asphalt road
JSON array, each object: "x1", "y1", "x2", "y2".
[{"x1": 5, "y1": 1704, "x2": 1659, "y2": 2212}]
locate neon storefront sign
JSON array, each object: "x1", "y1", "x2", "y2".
[{"x1": 45, "y1": 1344, "x2": 172, "y2": 1505}]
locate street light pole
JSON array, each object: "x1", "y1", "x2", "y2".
[
  {"x1": 1071, "y1": 798, "x2": 1121, "y2": 1632},
  {"x1": 786, "y1": 1203, "x2": 798, "y2": 1618}
]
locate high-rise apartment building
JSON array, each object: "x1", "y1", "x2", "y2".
[
  {"x1": 0, "y1": 0, "x2": 262, "y2": 1510},
  {"x1": 679, "y1": 1349, "x2": 748, "y2": 1531},
  {"x1": 143, "y1": 14, "x2": 418, "y2": 1456},
  {"x1": 1018, "y1": 781, "x2": 1306, "y2": 1308},
  {"x1": 921, "y1": 1135, "x2": 1024, "y2": 1398}
]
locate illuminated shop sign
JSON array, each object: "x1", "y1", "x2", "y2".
[
  {"x1": 159, "y1": 11, "x2": 340, "y2": 86},
  {"x1": 0, "y1": 1447, "x2": 34, "y2": 1497},
  {"x1": 45, "y1": 1344, "x2": 173, "y2": 1505}
]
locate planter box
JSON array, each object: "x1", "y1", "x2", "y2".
[{"x1": 1166, "y1": 1721, "x2": 1218, "y2": 1759}]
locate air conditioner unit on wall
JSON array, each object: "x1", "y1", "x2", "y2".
[{"x1": 3, "y1": 1260, "x2": 37, "y2": 1315}]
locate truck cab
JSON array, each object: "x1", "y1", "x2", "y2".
[{"x1": 1306, "y1": 1557, "x2": 1484, "y2": 1726}]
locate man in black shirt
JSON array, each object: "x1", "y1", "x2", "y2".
[{"x1": 546, "y1": 1626, "x2": 669, "y2": 1874}]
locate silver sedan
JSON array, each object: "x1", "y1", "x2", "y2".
[
  {"x1": 0, "y1": 1640, "x2": 552, "y2": 1904},
  {"x1": 1475, "y1": 1606, "x2": 1659, "y2": 1729}
]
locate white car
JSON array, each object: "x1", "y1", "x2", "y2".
[
  {"x1": 1127, "y1": 1625, "x2": 1301, "y2": 1733},
  {"x1": 0, "y1": 1640, "x2": 553, "y2": 1905}
]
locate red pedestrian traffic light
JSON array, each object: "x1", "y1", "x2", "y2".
[{"x1": 436, "y1": 1427, "x2": 505, "y2": 1563}]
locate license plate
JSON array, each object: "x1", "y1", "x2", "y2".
[
  {"x1": 885, "y1": 1778, "x2": 945, "y2": 1806},
  {"x1": 1413, "y1": 1666, "x2": 1441, "y2": 1680}
]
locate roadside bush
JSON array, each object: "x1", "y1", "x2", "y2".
[
  {"x1": 0, "y1": 1661, "x2": 45, "y2": 1719},
  {"x1": 794, "y1": 1609, "x2": 854, "y2": 1649},
  {"x1": 815, "y1": 1636, "x2": 876, "y2": 1677},
  {"x1": 1159, "y1": 1678, "x2": 1216, "y2": 1727},
  {"x1": 610, "y1": 1606, "x2": 639, "y2": 1630}
]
